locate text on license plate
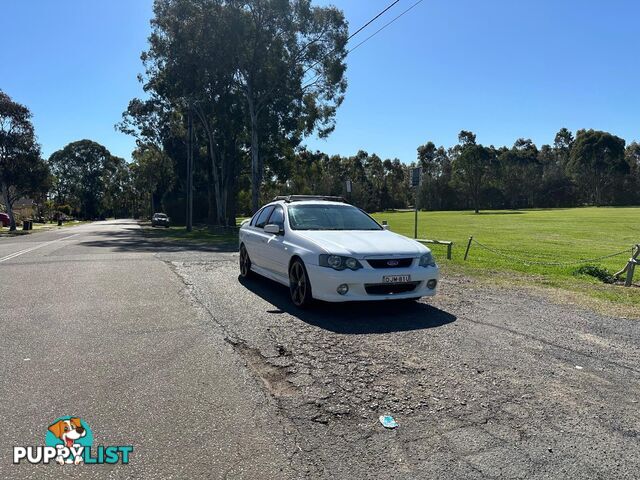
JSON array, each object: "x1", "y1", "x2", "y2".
[{"x1": 382, "y1": 275, "x2": 411, "y2": 283}]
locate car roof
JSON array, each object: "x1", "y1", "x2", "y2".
[{"x1": 267, "y1": 200, "x2": 352, "y2": 208}]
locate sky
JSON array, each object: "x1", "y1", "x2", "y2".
[{"x1": 1, "y1": 0, "x2": 639, "y2": 163}]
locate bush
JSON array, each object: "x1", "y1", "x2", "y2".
[
  {"x1": 573, "y1": 265, "x2": 615, "y2": 284},
  {"x1": 56, "y1": 204, "x2": 73, "y2": 216}
]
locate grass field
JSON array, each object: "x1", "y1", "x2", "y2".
[{"x1": 371, "y1": 207, "x2": 640, "y2": 314}]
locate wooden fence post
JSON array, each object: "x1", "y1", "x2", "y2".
[
  {"x1": 623, "y1": 244, "x2": 640, "y2": 287},
  {"x1": 464, "y1": 236, "x2": 473, "y2": 261},
  {"x1": 617, "y1": 244, "x2": 640, "y2": 287},
  {"x1": 625, "y1": 260, "x2": 636, "y2": 287}
]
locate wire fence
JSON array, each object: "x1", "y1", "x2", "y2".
[{"x1": 469, "y1": 238, "x2": 632, "y2": 267}]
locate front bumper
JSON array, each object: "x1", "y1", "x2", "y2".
[{"x1": 305, "y1": 263, "x2": 439, "y2": 302}]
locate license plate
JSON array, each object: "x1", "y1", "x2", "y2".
[{"x1": 382, "y1": 275, "x2": 410, "y2": 283}]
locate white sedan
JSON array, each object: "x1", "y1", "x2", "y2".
[{"x1": 238, "y1": 196, "x2": 439, "y2": 307}]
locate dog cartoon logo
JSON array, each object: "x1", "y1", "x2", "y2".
[
  {"x1": 45, "y1": 416, "x2": 93, "y2": 465},
  {"x1": 13, "y1": 416, "x2": 132, "y2": 465}
]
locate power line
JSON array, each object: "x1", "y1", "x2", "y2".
[
  {"x1": 301, "y1": 0, "x2": 403, "y2": 80},
  {"x1": 256, "y1": 0, "x2": 402, "y2": 112},
  {"x1": 347, "y1": 0, "x2": 400, "y2": 41},
  {"x1": 348, "y1": 0, "x2": 425, "y2": 54},
  {"x1": 303, "y1": 0, "x2": 426, "y2": 88}
]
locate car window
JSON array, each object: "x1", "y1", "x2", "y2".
[
  {"x1": 254, "y1": 206, "x2": 275, "y2": 228},
  {"x1": 249, "y1": 209, "x2": 262, "y2": 227},
  {"x1": 267, "y1": 206, "x2": 284, "y2": 230},
  {"x1": 288, "y1": 204, "x2": 382, "y2": 231}
]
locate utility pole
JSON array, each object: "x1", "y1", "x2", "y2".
[
  {"x1": 186, "y1": 106, "x2": 193, "y2": 233},
  {"x1": 414, "y1": 195, "x2": 418, "y2": 239},
  {"x1": 411, "y1": 167, "x2": 422, "y2": 239}
]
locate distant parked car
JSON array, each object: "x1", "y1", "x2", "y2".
[
  {"x1": 151, "y1": 213, "x2": 170, "y2": 227},
  {"x1": 0, "y1": 213, "x2": 10, "y2": 227}
]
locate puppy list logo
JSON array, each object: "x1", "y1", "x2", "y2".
[{"x1": 13, "y1": 416, "x2": 133, "y2": 465}]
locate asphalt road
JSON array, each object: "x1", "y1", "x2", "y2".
[{"x1": 1, "y1": 220, "x2": 638, "y2": 479}]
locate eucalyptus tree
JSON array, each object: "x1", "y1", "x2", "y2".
[
  {"x1": 49, "y1": 140, "x2": 115, "y2": 219},
  {"x1": 233, "y1": 0, "x2": 348, "y2": 212},
  {"x1": 451, "y1": 131, "x2": 493, "y2": 213},
  {"x1": 499, "y1": 138, "x2": 540, "y2": 208},
  {"x1": 139, "y1": 0, "x2": 246, "y2": 225},
  {"x1": 131, "y1": 144, "x2": 175, "y2": 214},
  {"x1": 0, "y1": 90, "x2": 51, "y2": 230},
  {"x1": 568, "y1": 129, "x2": 627, "y2": 205}
]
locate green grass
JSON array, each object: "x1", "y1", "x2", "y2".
[
  {"x1": 143, "y1": 224, "x2": 238, "y2": 246},
  {"x1": 0, "y1": 220, "x2": 90, "y2": 237},
  {"x1": 371, "y1": 207, "x2": 640, "y2": 316}
]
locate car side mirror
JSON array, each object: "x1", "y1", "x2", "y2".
[
  {"x1": 382, "y1": 224, "x2": 390, "y2": 230},
  {"x1": 264, "y1": 224, "x2": 282, "y2": 235}
]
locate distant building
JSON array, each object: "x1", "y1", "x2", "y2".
[{"x1": 12, "y1": 197, "x2": 36, "y2": 219}]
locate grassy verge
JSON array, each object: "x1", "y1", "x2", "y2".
[
  {"x1": 0, "y1": 220, "x2": 91, "y2": 237},
  {"x1": 142, "y1": 223, "x2": 238, "y2": 246},
  {"x1": 371, "y1": 207, "x2": 640, "y2": 317}
]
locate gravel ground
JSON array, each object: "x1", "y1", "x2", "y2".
[{"x1": 169, "y1": 252, "x2": 640, "y2": 479}]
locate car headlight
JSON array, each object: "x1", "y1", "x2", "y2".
[
  {"x1": 419, "y1": 252, "x2": 436, "y2": 267},
  {"x1": 319, "y1": 254, "x2": 363, "y2": 271}
]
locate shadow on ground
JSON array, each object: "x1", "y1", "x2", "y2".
[
  {"x1": 78, "y1": 224, "x2": 236, "y2": 253},
  {"x1": 239, "y1": 275, "x2": 456, "y2": 334}
]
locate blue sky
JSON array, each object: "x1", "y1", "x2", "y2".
[{"x1": 1, "y1": 0, "x2": 638, "y2": 163}]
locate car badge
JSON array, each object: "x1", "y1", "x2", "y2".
[{"x1": 386, "y1": 260, "x2": 399, "y2": 266}]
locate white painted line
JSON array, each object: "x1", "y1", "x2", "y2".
[{"x1": 0, "y1": 233, "x2": 80, "y2": 263}]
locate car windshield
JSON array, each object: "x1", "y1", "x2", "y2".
[
  {"x1": 288, "y1": 204, "x2": 382, "y2": 231},
  {"x1": 155, "y1": 214, "x2": 167, "y2": 219}
]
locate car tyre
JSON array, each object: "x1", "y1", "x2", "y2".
[
  {"x1": 239, "y1": 244, "x2": 253, "y2": 278},
  {"x1": 289, "y1": 259, "x2": 313, "y2": 308}
]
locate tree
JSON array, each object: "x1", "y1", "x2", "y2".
[
  {"x1": 498, "y1": 139, "x2": 540, "y2": 208},
  {"x1": 233, "y1": 0, "x2": 348, "y2": 212},
  {"x1": 49, "y1": 140, "x2": 116, "y2": 219},
  {"x1": 417, "y1": 141, "x2": 452, "y2": 210},
  {"x1": 101, "y1": 156, "x2": 137, "y2": 218},
  {"x1": 568, "y1": 129, "x2": 627, "y2": 205},
  {"x1": 553, "y1": 127, "x2": 574, "y2": 168},
  {"x1": 0, "y1": 90, "x2": 51, "y2": 230},
  {"x1": 131, "y1": 144, "x2": 175, "y2": 214},
  {"x1": 451, "y1": 131, "x2": 492, "y2": 213},
  {"x1": 622, "y1": 142, "x2": 640, "y2": 205}
]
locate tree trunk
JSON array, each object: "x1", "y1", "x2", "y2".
[
  {"x1": 193, "y1": 105, "x2": 224, "y2": 225},
  {"x1": 2, "y1": 184, "x2": 17, "y2": 231},
  {"x1": 186, "y1": 108, "x2": 193, "y2": 232},
  {"x1": 208, "y1": 140, "x2": 224, "y2": 225},
  {"x1": 247, "y1": 83, "x2": 261, "y2": 214},
  {"x1": 206, "y1": 142, "x2": 217, "y2": 225}
]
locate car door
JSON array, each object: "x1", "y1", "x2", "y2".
[
  {"x1": 243, "y1": 206, "x2": 274, "y2": 268},
  {"x1": 261, "y1": 205, "x2": 289, "y2": 277}
]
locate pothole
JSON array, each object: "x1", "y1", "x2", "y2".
[{"x1": 228, "y1": 338, "x2": 299, "y2": 398}]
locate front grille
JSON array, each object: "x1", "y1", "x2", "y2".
[
  {"x1": 365, "y1": 281, "x2": 420, "y2": 295},
  {"x1": 367, "y1": 258, "x2": 413, "y2": 269}
]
